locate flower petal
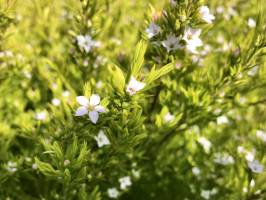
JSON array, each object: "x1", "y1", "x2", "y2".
[
  {"x1": 75, "y1": 106, "x2": 88, "y2": 116},
  {"x1": 89, "y1": 94, "x2": 100, "y2": 106},
  {"x1": 89, "y1": 110, "x2": 99, "y2": 124},
  {"x1": 95, "y1": 105, "x2": 106, "y2": 113},
  {"x1": 76, "y1": 96, "x2": 89, "y2": 106}
]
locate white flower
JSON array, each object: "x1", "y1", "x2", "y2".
[
  {"x1": 35, "y1": 111, "x2": 47, "y2": 121},
  {"x1": 75, "y1": 94, "x2": 106, "y2": 124},
  {"x1": 248, "y1": 160, "x2": 264, "y2": 173},
  {"x1": 237, "y1": 146, "x2": 245, "y2": 154},
  {"x1": 245, "y1": 150, "x2": 255, "y2": 162},
  {"x1": 182, "y1": 28, "x2": 203, "y2": 54},
  {"x1": 162, "y1": 34, "x2": 183, "y2": 52},
  {"x1": 216, "y1": 6, "x2": 224, "y2": 14},
  {"x1": 52, "y1": 98, "x2": 61, "y2": 106},
  {"x1": 214, "y1": 153, "x2": 235, "y2": 165},
  {"x1": 201, "y1": 190, "x2": 211, "y2": 199},
  {"x1": 119, "y1": 176, "x2": 132, "y2": 190},
  {"x1": 192, "y1": 167, "x2": 201, "y2": 176},
  {"x1": 164, "y1": 112, "x2": 175, "y2": 122},
  {"x1": 64, "y1": 160, "x2": 70, "y2": 166},
  {"x1": 247, "y1": 18, "x2": 256, "y2": 28},
  {"x1": 76, "y1": 34, "x2": 100, "y2": 53},
  {"x1": 126, "y1": 77, "x2": 145, "y2": 95},
  {"x1": 199, "y1": 6, "x2": 215, "y2": 24},
  {"x1": 216, "y1": 115, "x2": 229, "y2": 125},
  {"x1": 32, "y1": 163, "x2": 38, "y2": 170},
  {"x1": 256, "y1": 130, "x2": 266, "y2": 143},
  {"x1": 7, "y1": 161, "x2": 17, "y2": 173},
  {"x1": 198, "y1": 137, "x2": 212, "y2": 153},
  {"x1": 250, "y1": 179, "x2": 255, "y2": 188},
  {"x1": 145, "y1": 22, "x2": 161, "y2": 38},
  {"x1": 94, "y1": 130, "x2": 110, "y2": 148},
  {"x1": 107, "y1": 188, "x2": 120, "y2": 199},
  {"x1": 62, "y1": 90, "x2": 70, "y2": 97},
  {"x1": 247, "y1": 65, "x2": 259, "y2": 76}
]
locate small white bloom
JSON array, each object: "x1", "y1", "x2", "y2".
[
  {"x1": 192, "y1": 167, "x2": 201, "y2": 176},
  {"x1": 162, "y1": 34, "x2": 183, "y2": 52},
  {"x1": 245, "y1": 150, "x2": 255, "y2": 162},
  {"x1": 170, "y1": 0, "x2": 177, "y2": 6},
  {"x1": 107, "y1": 188, "x2": 119, "y2": 199},
  {"x1": 76, "y1": 34, "x2": 100, "y2": 53},
  {"x1": 201, "y1": 190, "x2": 211, "y2": 199},
  {"x1": 182, "y1": 28, "x2": 203, "y2": 54},
  {"x1": 214, "y1": 153, "x2": 235, "y2": 165},
  {"x1": 52, "y1": 98, "x2": 61, "y2": 106},
  {"x1": 216, "y1": 115, "x2": 229, "y2": 125},
  {"x1": 119, "y1": 176, "x2": 132, "y2": 190},
  {"x1": 94, "y1": 130, "x2": 110, "y2": 148},
  {"x1": 248, "y1": 160, "x2": 264, "y2": 173},
  {"x1": 23, "y1": 71, "x2": 32, "y2": 79},
  {"x1": 237, "y1": 146, "x2": 245, "y2": 154},
  {"x1": 199, "y1": 6, "x2": 215, "y2": 24},
  {"x1": 216, "y1": 6, "x2": 224, "y2": 14},
  {"x1": 145, "y1": 22, "x2": 161, "y2": 38},
  {"x1": 75, "y1": 94, "x2": 106, "y2": 124},
  {"x1": 198, "y1": 137, "x2": 212, "y2": 153},
  {"x1": 164, "y1": 112, "x2": 175, "y2": 122},
  {"x1": 62, "y1": 90, "x2": 70, "y2": 97},
  {"x1": 126, "y1": 77, "x2": 145, "y2": 95},
  {"x1": 32, "y1": 163, "x2": 38, "y2": 170},
  {"x1": 7, "y1": 161, "x2": 17, "y2": 173},
  {"x1": 35, "y1": 111, "x2": 47, "y2": 121},
  {"x1": 250, "y1": 179, "x2": 255, "y2": 188},
  {"x1": 256, "y1": 130, "x2": 266, "y2": 143},
  {"x1": 247, "y1": 18, "x2": 256, "y2": 28},
  {"x1": 96, "y1": 81, "x2": 103, "y2": 88},
  {"x1": 247, "y1": 65, "x2": 259, "y2": 76},
  {"x1": 64, "y1": 160, "x2": 71, "y2": 166}
]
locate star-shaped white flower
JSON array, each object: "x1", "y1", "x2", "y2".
[
  {"x1": 248, "y1": 160, "x2": 264, "y2": 173},
  {"x1": 107, "y1": 187, "x2": 119, "y2": 199},
  {"x1": 126, "y1": 77, "x2": 145, "y2": 95},
  {"x1": 164, "y1": 112, "x2": 175, "y2": 122},
  {"x1": 162, "y1": 34, "x2": 183, "y2": 52},
  {"x1": 75, "y1": 94, "x2": 106, "y2": 124},
  {"x1": 76, "y1": 34, "x2": 100, "y2": 53},
  {"x1": 119, "y1": 176, "x2": 132, "y2": 190},
  {"x1": 145, "y1": 22, "x2": 161, "y2": 38},
  {"x1": 199, "y1": 6, "x2": 215, "y2": 24},
  {"x1": 182, "y1": 28, "x2": 203, "y2": 54},
  {"x1": 247, "y1": 17, "x2": 256, "y2": 28},
  {"x1": 94, "y1": 130, "x2": 110, "y2": 148}
]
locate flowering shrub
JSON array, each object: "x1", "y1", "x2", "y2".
[{"x1": 0, "y1": 0, "x2": 266, "y2": 199}]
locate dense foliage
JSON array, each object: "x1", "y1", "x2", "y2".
[{"x1": 0, "y1": 0, "x2": 266, "y2": 199}]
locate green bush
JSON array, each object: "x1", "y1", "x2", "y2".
[{"x1": 0, "y1": 0, "x2": 266, "y2": 199}]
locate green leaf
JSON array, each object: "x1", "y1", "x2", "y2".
[
  {"x1": 145, "y1": 63, "x2": 174, "y2": 84},
  {"x1": 108, "y1": 63, "x2": 125, "y2": 95},
  {"x1": 129, "y1": 40, "x2": 147, "y2": 78},
  {"x1": 34, "y1": 158, "x2": 61, "y2": 177}
]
